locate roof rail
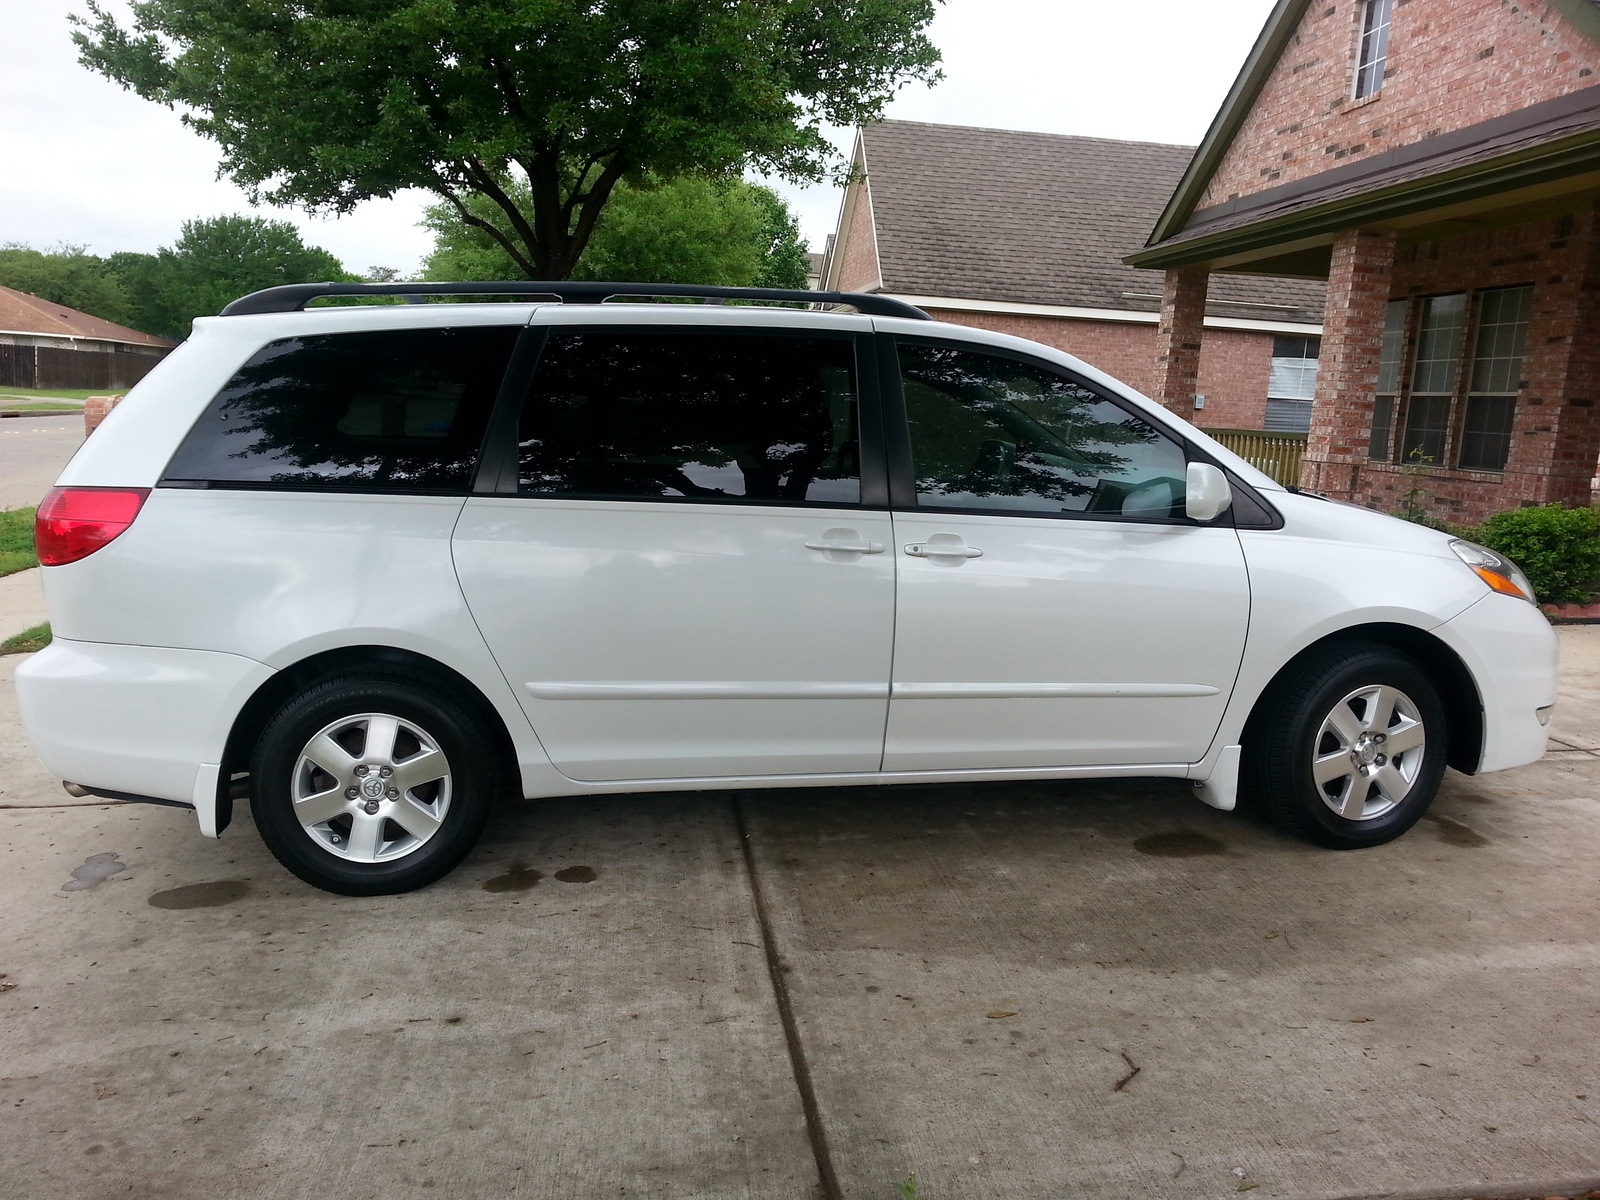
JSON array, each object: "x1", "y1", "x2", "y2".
[{"x1": 218, "y1": 280, "x2": 931, "y2": 320}]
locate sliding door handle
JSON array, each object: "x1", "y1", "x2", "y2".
[{"x1": 905, "y1": 540, "x2": 983, "y2": 560}]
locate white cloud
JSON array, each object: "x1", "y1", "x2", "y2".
[{"x1": 1, "y1": 0, "x2": 1278, "y2": 269}]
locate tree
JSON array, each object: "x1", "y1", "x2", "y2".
[
  {"x1": 114, "y1": 216, "x2": 351, "y2": 339},
  {"x1": 0, "y1": 244, "x2": 134, "y2": 327},
  {"x1": 746, "y1": 186, "x2": 813, "y2": 291},
  {"x1": 421, "y1": 175, "x2": 811, "y2": 288},
  {"x1": 74, "y1": 0, "x2": 941, "y2": 279}
]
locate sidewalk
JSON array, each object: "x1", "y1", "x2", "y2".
[{"x1": 0, "y1": 567, "x2": 45, "y2": 643}]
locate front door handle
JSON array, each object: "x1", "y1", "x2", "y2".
[
  {"x1": 805, "y1": 528, "x2": 885, "y2": 556},
  {"x1": 905, "y1": 537, "x2": 984, "y2": 560}
]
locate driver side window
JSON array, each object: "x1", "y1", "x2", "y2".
[{"x1": 897, "y1": 341, "x2": 1188, "y2": 519}]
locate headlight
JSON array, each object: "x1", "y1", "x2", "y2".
[{"x1": 1450, "y1": 539, "x2": 1536, "y2": 604}]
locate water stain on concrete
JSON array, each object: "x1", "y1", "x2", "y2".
[
  {"x1": 61, "y1": 853, "x2": 127, "y2": 892},
  {"x1": 554, "y1": 865, "x2": 597, "y2": 883},
  {"x1": 1426, "y1": 814, "x2": 1491, "y2": 847},
  {"x1": 482, "y1": 864, "x2": 543, "y2": 893},
  {"x1": 148, "y1": 880, "x2": 252, "y2": 910},
  {"x1": 1133, "y1": 831, "x2": 1227, "y2": 858}
]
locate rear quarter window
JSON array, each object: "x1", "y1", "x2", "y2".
[{"x1": 161, "y1": 326, "x2": 518, "y2": 492}]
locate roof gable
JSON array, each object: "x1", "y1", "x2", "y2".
[
  {"x1": 1150, "y1": 0, "x2": 1600, "y2": 249},
  {"x1": 1146, "y1": 0, "x2": 1312, "y2": 248}
]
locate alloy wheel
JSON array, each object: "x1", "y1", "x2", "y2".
[{"x1": 290, "y1": 712, "x2": 453, "y2": 862}]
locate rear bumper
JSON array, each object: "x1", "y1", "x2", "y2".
[
  {"x1": 1434, "y1": 593, "x2": 1560, "y2": 773},
  {"x1": 15, "y1": 639, "x2": 274, "y2": 830}
]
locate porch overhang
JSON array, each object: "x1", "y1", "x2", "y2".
[{"x1": 1128, "y1": 87, "x2": 1600, "y2": 276}]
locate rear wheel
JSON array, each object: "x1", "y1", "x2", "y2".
[
  {"x1": 1243, "y1": 643, "x2": 1447, "y2": 848},
  {"x1": 249, "y1": 672, "x2": 498, "y2": 895}
]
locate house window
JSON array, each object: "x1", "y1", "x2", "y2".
[
  {"x1": 1265, "y1": 335, "x2": 1320, "y2": 433},
  {"x1": 1355, "y1": 0, "x2": 1395, "y2": 100},
  {"x1": 1458, "y1": 285, "x2": 1532, "y2": 472},
  {"x1": 1398, "y1": 293, "x2": 1466, "y2": 465},
  {"x1": 1367, "y1": 299, "x2": 1407, "y2": 460}
]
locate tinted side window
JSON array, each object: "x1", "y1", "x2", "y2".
[
  {"x1": 162, "y1": 327, "x2": 517, "y2": 492},
  {"x1": 898, "y1": 341, "x2": 1189, "y2": 519},
  {"x1": 518, "y1": 330, "x2": 861, "y2": 504}
]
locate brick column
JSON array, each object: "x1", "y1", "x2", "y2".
[
  {"x1": 1150, "y1": 268, "x2": 1208, "y2": 416},
  {"x1": 84, "y1": 395, "x2": 122, "y2": 436},
  {"x1": 1540, "y1": 210, "x2": 1600, "y2": 508},
  {"x1": 1302, "y1": 228, "x2": 1396, "y2": 495}
]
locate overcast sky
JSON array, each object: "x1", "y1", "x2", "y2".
[{"x1": 1, "y1": 0, "x2": 1278, "y2": 276}]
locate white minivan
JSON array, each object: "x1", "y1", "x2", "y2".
[{"x1": 16, "y1": 282, "x2": 1558, "y2": 895}]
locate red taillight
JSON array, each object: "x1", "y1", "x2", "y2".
[{"x1": 34, "y1": 487, "x2": 151, "y2": 566}]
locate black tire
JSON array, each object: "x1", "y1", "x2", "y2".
[
  {"x1": 1242, "y1": 642, "x2": 1447, "y2": 849},
  {"x1": 249, "y1": 671, "x2": 499, "y2": 895}
]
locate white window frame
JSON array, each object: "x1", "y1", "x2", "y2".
[{"x1": 1354, "y1": 0, "x2": 1395, "y2": 101}]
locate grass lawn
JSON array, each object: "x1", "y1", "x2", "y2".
[
  {"x1": 0, "y1": 387, "x2": 119, "y2": 401},
  {"x1": 0, "y1": 623, "x2": 51, "y2": 655},
  {"x1": 1, "y1": 401, "x2": 81, "y2": 414},
  {"x1": 0, "y1": 507, "x2": 38, "y2": 577}
]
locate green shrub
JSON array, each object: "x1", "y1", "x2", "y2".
[{"x1": 1476, "y1": 504, "x2": 1600, "y2": 605}]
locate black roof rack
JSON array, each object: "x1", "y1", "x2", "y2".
[{"x1": 218, "y1": 280, "x2": 930, "y2": 320}]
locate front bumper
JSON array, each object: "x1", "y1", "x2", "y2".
[
  {"x1": 15, "y1": 639, "x2": 275, "y2": 834},
  {"x1": 1435, "y1": 592, "x2": 1560, "y2": 773}
]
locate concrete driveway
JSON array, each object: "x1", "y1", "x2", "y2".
[{"x1": 3, "y1": 631, "x2": 1599, "y2": 1200}]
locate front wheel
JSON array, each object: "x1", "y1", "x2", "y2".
[
  {"x1": 1243, "y1": 643, "x2": 1447, "y2": 848},
  {"x1": 249, "y1": 672, "x2": 498, "y2": 895}
]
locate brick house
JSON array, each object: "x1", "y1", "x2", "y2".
[
  {"x1": 820, "y1": 121, "x2": 1327, "y2": 431},
  {"x1": 0, "y1": 286, "x2": 174, "y2": 392},
  {"x1": 1128, "y1": 0, "x2": 1600, "y2": 523}
]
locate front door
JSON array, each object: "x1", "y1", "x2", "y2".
[
  {"x1": 882, "y1": 337, "x2": 1251, "y2": 771},
  {"x1": 454, "y1": 321, "x2": 894, "y2": 782}
]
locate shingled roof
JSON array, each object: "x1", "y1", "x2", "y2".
[
  {"x1": 850, "y1": 120, "x2": 1324, "y2": 321},
  {"x1": 0, "y1": 286, "x2": 174, "y2": 348}
]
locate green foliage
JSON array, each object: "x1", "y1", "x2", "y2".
[
  {"x1": 747, "y1": 184, "x2": 813, "y2": 290},
  {"x1": 1, "y1": 624, "x2": 52, "y2": 655},
  {"x1": 74, "y1": 0, "x2": 941, "y2": 278},
  {"x1": 0, "y1": 507, "x2": 38, "y2": 578},
  {"x1": 1476, "y1": 504, "x2": 1600, "y2": 605},
  {"x1": 0, "y1": 218, "x2": 349, "y2": 340},
  {"x1": 422, "y1": 176, "x2": 811, "y2": 289},
  {"x1": 0, "y1": 244, "x2": 135, "y2": 327},
  {"x1": 893, "y1": 1174, "x2": 919, "y2": 1200},
  {"x1": 126, "y1": 215, "x2": 352, "y2": 338}
]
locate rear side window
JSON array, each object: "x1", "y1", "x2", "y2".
[
  {"x1": 162, "y1": 327, "x2": 518, "y2": 492},
  {"x1": 517, "y1": 330, "x2": 861, "y2": 505}
]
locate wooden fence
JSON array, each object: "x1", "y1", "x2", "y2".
[
  {"x1": 1201, "y1": 428, "x2": 1307, "y2": 488},
  {"x1": 0, "y1": 343, "x2": 168, "y2": 391}
]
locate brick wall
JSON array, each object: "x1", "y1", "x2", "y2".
[
  {"x1": 1307, "y1": 211, "x2": 1600, "y2": 523},
  {"x1": 832, "y1": 182, "x2": 882, "y2": 292},
  {"x1": 923, "y1": 308, "x2": 1276, "y2": 430},
  {"x1": 1202, "y1": 0, "x2": 1600, "y2": 209}
]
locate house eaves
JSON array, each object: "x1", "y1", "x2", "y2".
[{"x1": 887, "y1": 293, "x2": 1322, "y2": 336}]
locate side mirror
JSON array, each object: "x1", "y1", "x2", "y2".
[{"x1": 1185, "y1": 462, "x2": 1233, "y2": 522}]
